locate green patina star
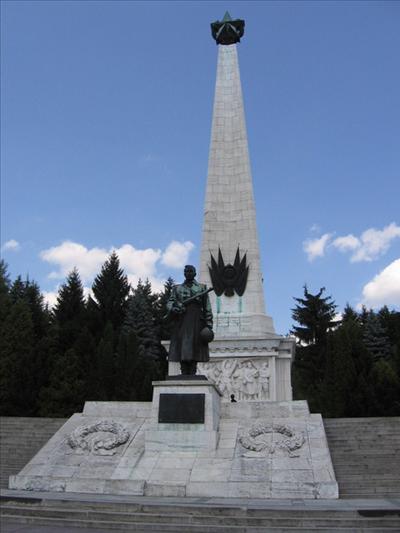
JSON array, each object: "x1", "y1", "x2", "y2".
[{"x1": 210, "y1": 12, "x2": 245, "y2": 45}]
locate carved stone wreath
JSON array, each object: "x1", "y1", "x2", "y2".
[
  {"x1": 239, "y1": 423, "x2": 305, "y2": 457},
  {"x1": 67, "y1": 420, "x2": 130, "y2": 455}
]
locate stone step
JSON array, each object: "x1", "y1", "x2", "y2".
[
  {"x1": 325, "y1": 417, "x2": 400, "y2": 498},
  {"x1": 0, "y1": 417, "x2": 66, "y2": 489},
  {"x1": 2, "y1": 503, "x2": 400, "y2": 531}
]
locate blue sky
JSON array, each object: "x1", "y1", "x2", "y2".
[{"x1": 1, "y1": 0, "x2": 399, "y2": 334}]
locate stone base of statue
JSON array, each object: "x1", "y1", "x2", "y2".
[
  {"x1": 8, "y1": 384, "x2": 338, "y2": 499},
  {"x1": 166, "y1": 333, "x2": 295, "y2": 403},
  {"x1": 145, "y1": 379, "x2": 222, "y2": 452}
]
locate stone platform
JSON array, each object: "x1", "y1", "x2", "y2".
[{"x1": 8, "y1": 380, "x2": 338, "y2": 499}]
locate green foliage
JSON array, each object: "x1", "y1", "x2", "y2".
[
  {"x1": 291, "y1": 286, "x2": 337, "y2": 412},
  {"x1": 119, "y1": 278, "x2": 167, "y2": 399},
  {"x1": 0, "y1": 273, "x2": 51, "y2": 416},
  {"x1": 291, "y1": 285, "x2": 337, "y2": 345},
  {"x1": 157, "y1": 277, "x2": 175, "y2": 341},
  {"x1": 0, "y1": 300, "x2": 37, "y2": 415},
  {"x1": 0, "y1": 260, "x2": 11, "y2": 323},
  {"x1": 39, "y1": 348, "x2": 86, "y2": 417},
  {"x1": 125, "y1": 279, "x2": 165, "y2": 364},
  {"x1": 95, "y1": 321, "x2": 116, "y2": 400},
  {"x1": 363, "y1": 310, "x2": 392, "y2": 361},
  {"x1": 292, "y1": 294, "x2": 400, "y2": 417},
  {"x1": 91, "y1": 252, "x2": 130, "y2": 334}
]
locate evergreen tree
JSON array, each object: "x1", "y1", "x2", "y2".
[
  {"x1": 115, "y1": 279, "x2": 167, "y2": 400},
  {"x1": 39, "y1": 269, "x2": 96, "y2": 415},
  {"x1": 115, "y1": 329, "x2": 142, "y2": 400},
  {"x1": 95, "y1": 321, "x2": 116, "y2": 400},
  {"x1": 53, "y1": 269, "x2": 86, "y2": 353},
  {"x1": 156, "y1": 277, "x2": 175, "y2": 341},
  {"x1": 291, "y1": 286, "x2": 337, "y2": 345},
  {"x1": 125, "y1": 279, "x2": 162, "y2": 361},
  {"x1": 291, "y1": 286, "x2": 337, "y2": 411},
  {"x1": 0, "y1": 260, "x2": 11, "y2": 324},
  {"x1": 85, "y1": 253, "x2": 130, "y2": 401},
  {"x1": 2, "y1": 275, "x2": 51, "y2": 415},
  {"x1": 91, "y1": 252, "x2": 130, "y2": 335},
  {"x1": 322, "y1": 319, "x2": 373, "y2": 417},
  {"x1": 0, "y1": 300, "x2": 36, "y2": 415},
  {"x1": 341, "y1": 303, "x2": 360, "y2": 324},
  {"x1": 39, "y1": 348, "x2": 86, "y2": 417},
  {"x1": 369, "y1": 359, "x2": 400, "y2": 416},
  {"x1": 378, "y1": 307, "x2": 400, "y2": 369},
  {"x1": 9, "y1": 276, "x2": 26, "y2": 302},
  {"x1": 363, "y1": 310, "x2": 392, "y2": 361}
]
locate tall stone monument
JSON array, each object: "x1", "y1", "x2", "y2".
[
  {"x1": 197, "y1": 12, "x2": 294, "y2": 403},
  {"x1": 8, "y1": 13, "x2": 337, "y2": 500}
]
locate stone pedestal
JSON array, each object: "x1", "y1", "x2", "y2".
[
  {"x1": 165, "y1": 335, "x2": 295, "y2": 403},
  {"x1": 145, "y1": 379, "x2": 222, "y2": 452},
  {"x1": 8, "y1": 399, "x2": 338, "y2": 499}
]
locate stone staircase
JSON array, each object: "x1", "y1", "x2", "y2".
[
  {"x1": 0, "y1": 417, "x2": 66, "y2": 489},
  {"x1": 1, "y1": 493, "x2": 400, "y2": 531},
  {"x1": 324, "y1": 417, "x2": 400, "y2": 499}
]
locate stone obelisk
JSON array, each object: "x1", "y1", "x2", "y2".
[
  {"x1": 200, "y1": 13, "x2": 274, "y2": 339},
  {"x1": 198, "y1": 13, "x2": 294, "y2": 402}
]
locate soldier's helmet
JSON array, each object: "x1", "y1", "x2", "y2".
[{"x1": 200, "y1": 327, "x2": 214, "y2": 344}]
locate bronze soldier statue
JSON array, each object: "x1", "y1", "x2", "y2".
[{"x1": 167, "y1": 265, "x2": 214, "y2": 375}]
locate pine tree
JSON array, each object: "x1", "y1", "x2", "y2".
[
  {"x1": 39, "y1": 269, "x2": 96, "y2": 415},
  {"x1": 291, "y1": 286, "x2": 337, "y2": 411},
  {"x1": 341, "y1": 303, "x2": 360, "y2": 324},
  {"x1": 0, "y1": 260, "x2": 11, "y2": 324},
  {"x1": 115, "y1": 330, "x2": 142, "y2": 400},
  {"x1": 124, "y1": 279, "x2": 167, "y2": 373},
  {"x1": 156, "y1": 277, "x2": 175, "y2": 341},
  {"x1": 95, "y1": 321, "x2": 116, "y2": 400},
  {"x1": 363, "y1": 310, "x2": 392, "y2": 361},
  {"x1": 0, "y1": 300, "x2": 36, "y2": 415},
  {"x1": 87, "y1": 253, "x2": 130, "y2": 400},
  {"x1": 125, "y1": 280, "x2": 160, "y2": 359},
  {"x1": 9, "y1": 276, "x2": 26, "y2": 302},
  {"x1": 114, "y1": 279, "x2": 167, "y2": 400},
  {"x1": 322, "y1": 319, "x2": 373, "y2": 417},
  {"x1": 2, "y1": 275, "x2": 51, "y2": 415},
  {"x1": 322, "y1": 324, "x2": 357, "y2": 417},
  {"x1": 39, "y1": 348, "x2": 86, "y2": 417},
  {"x1": 291, "y1": 286, "x2": 337, "y2": 345},
  {"x1": 369, "y1": 359, "x2": 400, "y2": 416},
  {"x1": 91, "y1": 252, "x2": 130, "y2": 335},
  {"x1": 53, "y1": 269, "x2": 86, "y2": 353}
]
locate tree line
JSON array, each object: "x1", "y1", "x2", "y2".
[
  {"x1": 291, "y1": 286, "x2": 400, "y2": 417},
  {"x1": 0, "y1": 253, "x2": 174, "y2": 417},
  {"x1": 1, "y1": 256, "x2": 399, "y2": 418}
]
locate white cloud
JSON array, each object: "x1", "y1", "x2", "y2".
[
  {"x1": 332, "y1": 234, "x2": 360, "y2": 252},
  {"x1": 161, "y1": 241, "x2": 195, "y2": 268},
  {"x1": 305, "y1": 223, "x2": 400, "y2": 263},
  {"x1": 2, "y1": 239, "x2": 21, "y2": 252},
  {"x1": 40, "y1": 241, "x2": 108, "y2": 282},
  {"x1": 40, "y1": 239, "x2": 194, "y2": 295},
  {"x1": 42, "y1": 290, "x2": 59, "y2": 308},
  {"x1": 350, "y1": 223, "x2": 400, "y2": 263},
  {"x1": 360, "y1": 258, "x2": 400, "y2": 308},
  {"x1": 303, "y1": 233, "x2": 332, "y2": 261}
]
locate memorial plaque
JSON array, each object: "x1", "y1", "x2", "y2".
[{"x1": 158, "y1": 393, "x2": 205, "y2": 423}]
